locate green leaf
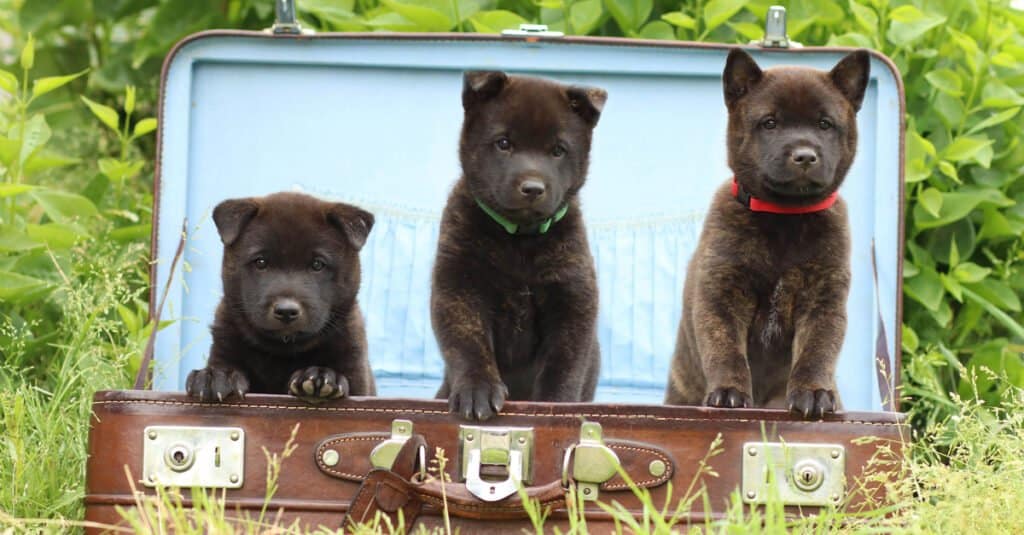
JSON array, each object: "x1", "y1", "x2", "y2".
[
  {"x1": 109, "y1": 224, "x2": 152, "y2": 243},
  {"x1": 0, "y1": 271, "x2": 51, "y2": 301},
  {"x1": 978, "y1": 208, "x2": 1024, "y2": 241},
  {"x1": 21, "y1": 34, "x2": 35, "y2": 71},
  {"x1": 0, "y1": 69, "x2": 17, "y2": 94},
  {"x1": 905, "y1": 266, "x2": 945, "y2": 311},
  {"x1": 98, "y1": 158, "x2": 144, "y2": 182},
  {"x1": 920, "y1": 187, "x2": 943, "y2": 218},
  {"x1": 849, "y1": 1, "x2": 877, "y2": 32},
  {"x1": 26, "y1": 223, "x2": 88, "y2": 250},
  {"x1": 729, "y1": 21, "x2": 764, "y2": 41},
  {"x1": 29, "y1": 189, "x2": 100, "y2": 222},
  {"x1": 124, "y1": 85, "x2": 136, "y2": 115},
  {"x1": 703, "y1": 0, "x2": 745, "y2": 33},
  {"x1": 0, "y1": 184, "x2": 37, "y2": 198},
  {"x1": 933, "y1": 92, "x2": 965, "y2": 127},
  {"x1": 937, "y1": 161, "x2": 960, "y2": 183},
  {"x1": 981, "y1": 81, "x2": 1024, "y2": 108},
  {"x1": 0, "y1": 228, "x2": 44, "y2": 252},
  {"x1": 886, "y1": 6, "x2": 945, "y2": 47},
  {"x1": 913, "y1": 191, "x2": 1005, "y2": 229},
  {"x1": 964, "y1": 279, "x2": 1022, "y2": 312},
  {"x1": 81, "y1": 96, "x2": 121, "y2": 133},
  {"x1": 31, "y1": 69, "x2": 88, "y2": 101},
  {"x1": 569, "y1": 0, "x2": 604, "y2": 35},
  {"x1": 827, "y1": 32, "x2": 873, "y2": 48},
  {"x1": 943, "y1": 135, "x2": 994, "y2": 167},
  {"x1": 661, "y1": 11, "x2": 696, "y2": 29},
  {"x1": 967, "y1": 107, "x2": 1021, "y2": 134},
  {"x1": 962, "y1": 285, "x2": 1024, "y2": 340},
  {"x1": 941, "y1": 273, "x2": 963, "y2": 302},
  {"x1": 924, "y1": 69, "x2": 963, "y2": 96},
  {"x1": 953, "y1": 262, "x2": 992, "y2": 283},
  {"x1": 901, "y1": 323, "x2": 919, "y2": 353},
  {"x1": 132, "y1": 118, "x2": 157, "y2": 138},
  {"x1": 639, "y1": 21, "x2": 674, "y2": 40},
  {"x1": 468, "y1": 10, "x2": 528, "y2": 33},
  {"x1": 605, "y1": 0, "x2": 653, "y2": 34},
  {"x1": 924, "y1": 218, "x2": 975, "y2": 265},
  {"x1": 18, "y1": 114, "x2": 51, "y2": 168},
  {"x1": 24, "y1": 149, "x2": 81, "y2": 175},
  {"x1": 380, "y1": 0, "x2": 453, "y2": 31}
]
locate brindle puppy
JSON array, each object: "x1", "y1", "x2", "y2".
[
  {"x1": 187, "y1": 192, "x2": 376, "y2": 402},
  {"x1": 432, "y1": 71, "x2": 607, "y2": 420},
  {"x1": 666, "y1": 49, "x2": 870, "y2": 418}
]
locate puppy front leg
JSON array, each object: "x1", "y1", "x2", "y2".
[
  {"x1": 693, "y1": 277, "x2": 756, "y2": 408},
  {"x1": 432, "y1": 286, "x2": 506, "y2": 421},
  {"x1": 788, "y1": 268, "x2": 849, "y2": 418},
  {"x1": 534, "y1": 281, "x2": 599, "y2": 402}
]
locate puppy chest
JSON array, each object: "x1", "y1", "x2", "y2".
[{"x1": 491, "y1": 286, "x2": 548, "y2": 364}]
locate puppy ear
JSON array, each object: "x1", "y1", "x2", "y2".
[
  {"x1": 567, "y1": 86, "x2": 608, "y2": 126},
  {"x1": 212, "y1": 198, "x2": 259, "y2": 246},
  {"x1": 830, "y1": 50, "x2": 871, "y2": 111},
  {"x1": 462, "y1": 71, "x2": 508, "y2": 110},
  {"x1": 723, "y1": 48, "x2": 763, "y2": 110},
  {"x1": 327, "y1": 203, "x2": 375, "y2": 251}
]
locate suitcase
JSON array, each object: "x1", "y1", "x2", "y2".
[{"x1": 85, "y1": 3, "x2": 908, "y2": 532}]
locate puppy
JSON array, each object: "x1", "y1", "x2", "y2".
[
  {"x1": 431, "y1": 71, "x2": 606, "y2": 420},
  {"x1": 186, "y1": 192, "x2": 376, "y2": 402},
  {"x1": 666, "y1": 49, "x2": 870, "y2": 418}
]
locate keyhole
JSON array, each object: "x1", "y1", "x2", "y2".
[
  {"x1": 801, "y1": 469, "x2": 814, "y2": 484},
  {"x1": 173, "y1": 450, "x2": 185, "y2": 463}
]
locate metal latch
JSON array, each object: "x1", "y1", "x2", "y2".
[
  {"x1": 502, "y1": 24, "x2": 565, "y2": 38},
  {"x1": 742, "y1": 442, "x2": 845, "y2": 506},
  {"x1": 568, "y1": 422, "x2": 620, "y2": 501},
  {"x1": 459, "y1": 425, "x2": 534, "y2": 502},
  {"x1": 142, "y1": 426, "x2": 244, "y2": 488},
  {"x1": 369, "y1": 419, "x2": 413, "y2": 469},
  {"x1": 752, "y1": 6, "x2": 802, "y2": 49},
  {"x1": 265, "y1": 0, "x2": 314, "y2": 35}
]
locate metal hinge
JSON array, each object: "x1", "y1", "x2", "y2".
[
  {"x1": 459, "y1": 425, "x2": 534, "y2": 502},
  {"x1": 502, "y1": 24, "x2": 565, "y2": 38},
  {"x1": 567, "y1": 422, "x2": 620, "y2": 501},
  {"x1": 265, "y1": 0, "x2": 315, "y2": 35},
  {"x1": 142, "y1": 426, "x2": 245, "y2": 488},
  {"x1": 369, "y1": 419, "x2": 414, "y2": 469},
  {"x1": 742, "y1": 442, "x2": 845, "y2": 506},
  {"x1": 751, "y1": 6, "x2": 802, "y2": 49}
]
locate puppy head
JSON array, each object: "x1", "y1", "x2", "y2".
[
  {"x1": 723, "y1": 49, "x2": 869, "y2": 204},
  {"x1": 459, "y1": 71, "x2": 607, "y2": 226},
  {"x1": 213, "y1": 192, "x2": 373, "y2": 346}
]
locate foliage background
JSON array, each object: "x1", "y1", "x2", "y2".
[{"x1": 1, "y1": 0, "x2": 1023, "y2": 526}]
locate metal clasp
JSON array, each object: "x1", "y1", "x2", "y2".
[
  {"x1": 752, "y1": 6, "x2": 801, "y2": 49},
  {"x1": 142, "y1": 426, "x2": 244, "y2": 488},
  {"x1": 566, "y1": 422, "x2": 620, "y2": 501},
  {"x1": 501, "y1": 24, "x2": 565, "y2": 38},
  {"x1": 459, "y1": 425, "x2": 534, "y2": 502},
  {"x1": 369, "y1": 419, "x2": 414, "y2": 469},
  {"x1": 742, "y1": 442, "x2": 845, "y2": 506},
  {"x1": 265, "y1": 0, "x2": 314, "y2": 35}
]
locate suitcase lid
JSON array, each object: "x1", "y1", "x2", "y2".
[{"x1": 149, "y1": 30, "x2": 904, "y2": 412}]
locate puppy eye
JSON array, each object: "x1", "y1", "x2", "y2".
[
  {"x1": 819, "y1": 118, "x2": 834, "y2": 130},
  {"x1": 761, "y1": 118, "x2": 777, "y2": 130},
  {"x1": 495, "y1": 137, "x2": 512, "y2": 151},
  {"x1": 253, "y1": 257, "x2": 268, "y2": 270},
  {"x1": 310, "y1": 258, "x2": 326, "y2": 272},
  {"x1": 551, "y1": 144, "x2": 567, "y2": 158}
]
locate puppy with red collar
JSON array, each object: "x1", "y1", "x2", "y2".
[{"x1": 666, "y1": 49, "x2": 870, "y2": 418}]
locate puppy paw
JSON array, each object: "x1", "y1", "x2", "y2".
[
  {"x1": 704, "y1": 387, "x2": 752, "y2": 408},
  {"x1": 288, "y1": 366, "x2": 348, "y2": 402},
  {"x1": 186, "y1": 367, "x2": 249, "y2": 402},
  {"x1": 449, "y1": 377, "x2": 508, "y2": 421},
  {"x1": 787, "y1": 388, "x2": 837, "y2": 419}
]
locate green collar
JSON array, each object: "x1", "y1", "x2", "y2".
[{"x1": 474, "y1": 198, "x2": 569, "y2": 235}]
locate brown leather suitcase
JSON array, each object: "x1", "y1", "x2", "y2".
[{"x1": 84, "y1": 3, "x2": 908, "y2": 532}]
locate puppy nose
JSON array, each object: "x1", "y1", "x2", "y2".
[
  {"x1": 791, "y1": 147, "x2": 819, "y2": 169},
  {"x1": 272, "y1": 299, "x2": 302, "y2": 324},
  {"x1": 519, "y1": 180, "x2": 546, "y2": 199}
]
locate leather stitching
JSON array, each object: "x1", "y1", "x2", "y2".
[
  {"x1": 94, "y1": 400, "x2": 905, "y2": 427},
  {"x1": 316, "y1": 435, "x2": 388, "y2": 480},
  {"x1": 603, "y1": 444, "x2": 672, "y2": 490}
]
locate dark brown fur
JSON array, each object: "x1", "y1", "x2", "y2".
[
  {"x1": 666, "y1": 49, "x2": 870, "y2": 418},
  {"x1": 432, "y1": 72, "x2": 607, "y2": 420},
  {"x1": 187, "y1": 192, "x2": 376, "y2": 402}
]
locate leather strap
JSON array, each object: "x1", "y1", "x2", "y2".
[{"x1": 341, "y1": 434, "x2": 426, "y2": 532}]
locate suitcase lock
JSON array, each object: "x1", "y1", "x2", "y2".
[
  {"x1": 369, "y1": 419, "x2": 414, "y2": 470},
  {"x1": 141, "y1": 426, "x2": 245, "y2": 488},
  {"x1": 563, "y1": 422, "x2": 620, "y2": 501},
  {"x1": 459, "y1": 425, "x2": 534, "y2": 502},
  {"x1": 742, "y1": 442, "x2": 845, "y2": 506}
]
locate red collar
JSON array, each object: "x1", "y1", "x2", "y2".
[{"x1": 731, "y1": 178, "x2": 838, "y2": 214}]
